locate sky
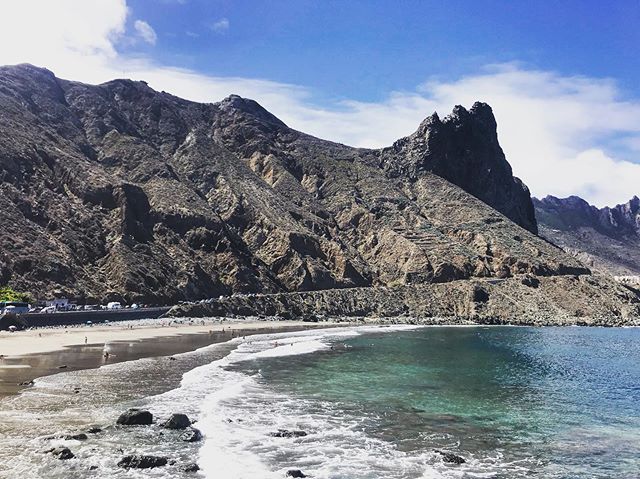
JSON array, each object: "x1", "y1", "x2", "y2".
[{"x1": 1, "y1": 0, "x2": 639, "y2": 207}]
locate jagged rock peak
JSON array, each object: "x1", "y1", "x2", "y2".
[
  {"x1": 383, "y1": 102, "x2": 537, "y2": 234},
  {"x1": 416, "y1": 111, "x2": 441, "y2": 132}
]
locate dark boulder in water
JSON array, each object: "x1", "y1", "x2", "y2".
[
  {"x1": 49, "y1": 447, "x2": 74, "y2": 460},
  {"x1": 117, "y1": 455, "x2": 168, "y2": 469},
  {"x1": 162, "y1": 413, "x2": 191, "y2": 429},
  {"x1": 116, "y1": 409, "x2": 153, "y2": 426},
  {"x1": 86, "y1": 426, "x2": 102, "y2": 434},
  {"x1": 180, "y1": 427, "x2": 203, "y2": 442},
  {"x1": 436, "y1": 450, "x2": 466, "y2": 464},
  {"x1": 64, "y1": 433, "x2": 88, "y2": 441},
  {"x1": 286, "y1": 470, "x2": 306, "y2": 478},
  {"x1": 184, "y1": 463, "x2": 200, "y2": 472},
  {"x1": 270, "y1": 429, "x2": 308, "y2": 438}
]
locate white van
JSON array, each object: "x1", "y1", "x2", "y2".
[
  {"x1": 106, "y1": 302, "x2": 122, "y2": 310},
  {"x1": 0, "y1": 302, "x2": 30, "y2": 315}
]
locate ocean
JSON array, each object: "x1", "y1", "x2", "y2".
[{"x1": 1, "y1": 325, "x2": 639, "y2": 478}]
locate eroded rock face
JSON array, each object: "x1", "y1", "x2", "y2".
[
  {"x1": 0, "y1": 64, "x2": 588, "y2": 303},
  {"x1": 380, "y1": 102, "x2": 537, "y2": 234},
  {"x1": 534, "y1": 195, "x2": 640, "y2": 275}
]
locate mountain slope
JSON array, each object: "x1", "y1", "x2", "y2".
[
  {"x1": 534, "y1": 195, "x2": 640, "y2": 276},
  {"x1": 0, "y1": 64, "x2": 589, "y2": 304}
]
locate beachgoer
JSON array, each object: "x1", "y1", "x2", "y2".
[{"x1": 84, "y1": 336, "x2": 87, "y2": 344}]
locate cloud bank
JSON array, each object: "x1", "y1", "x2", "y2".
[{"x1": 1, "y1": 0, "x2": 639, "y2": 207}]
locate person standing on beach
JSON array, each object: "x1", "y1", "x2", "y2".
[{"x1": 84, "y1": 336, "x2": 87, "y2": 344}]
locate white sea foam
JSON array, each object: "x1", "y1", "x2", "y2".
[{"x1": 140, "y1": 325, "x2": 518, "y2": 478}]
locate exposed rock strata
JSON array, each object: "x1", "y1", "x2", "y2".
[
  {"x1": 167, "y1": 275, "x2": 640, "y2": 326},
  {"x1": 0, "y1": 64, "x2": 587, "y2": 304}
]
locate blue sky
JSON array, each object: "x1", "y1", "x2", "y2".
[
  {"x1": 126, "y1": 0, "x2": 640, "y2": 102},
  {"x1": 1, "y1": 0, "x2": 640, "y2": 206}
]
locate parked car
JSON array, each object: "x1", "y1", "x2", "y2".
[
  {"x1": 106, "y1": 302, "x2": 122, "y2": 310},
  {"x1": 0, "y1": 302, "x2": 30, "y2": 315}
]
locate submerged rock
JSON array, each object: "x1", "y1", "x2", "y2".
[
  {"x1": 436, "y1": 450, "x2": 466, "y2": 464},
  {"x1": 270, "y1": 429, "x2": 308, "y2": 438},
  {"x1": 162, "y1": 413, "x2": 191, "y2": 429},
  {"x1": 286, "y1": 470, "x2": 306, "y2": 478},
  {"x1": 117, "y1": 455, "x2": 168, "y2": 469},
  {"x1": 180, "y1": 427, "x2": 203, "y2": 442},
  {"x1": 49, "y1": 447, "x2": 74, "y2": 460},
  {"x1": 116, "y1": 409, "x2": 153, "y2": 426},
  {"x1": 64, "y1": 433, "x2": 88, "y2": 441},
  {"x1": 86, "y1": 426, "x2": 103, "y2": 434},
  {"x1": 184, "y1": 463, "x2": 200, "y2": 473}
]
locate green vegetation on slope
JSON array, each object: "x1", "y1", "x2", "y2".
[{"x1": 0, "y1": 286, "x2": 30, "y2": 303}]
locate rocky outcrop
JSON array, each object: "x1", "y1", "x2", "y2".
[
  {"x1": 0, "y1": 64, "x2": 597, "y2": 305},
  {"x1": 117, "y1": 455, "x2": 168, "y2": 469},
  {"x1": 116, "y1": 409, "x2": 153, "y2": 426},
  {"x1": 161, "y1": 413, "x2": 191, "y2": 430},
  {"x1": 379, "y1": 102, "x2": 537, "y2": 234},
  {"x1": 168, "y1": 274, "x2": 640, "y2": 326},
  {"x1": 534, "y1": 195, "x2": 640, "y2": 275}
]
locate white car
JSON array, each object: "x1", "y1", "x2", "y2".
[{"x1": 106, "y1": 302, "x2": 122, "y2": 310}]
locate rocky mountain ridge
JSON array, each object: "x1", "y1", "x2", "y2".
[
  {"x1": 1, "y1": 64, "x2": 636, "y2": 325},
  {"x1": 534, "y1": 195, "x2": 640, "y2": 275}
]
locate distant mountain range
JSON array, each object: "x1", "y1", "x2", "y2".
[{"x1": 534, "y1": 195, "x2": 640, "y2": 276}]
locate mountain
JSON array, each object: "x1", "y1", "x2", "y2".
[
  {"x1": 1, "y1": 63, "x2": 638, "y2": 325},
  {"x1": 534, "y1": 195, "x2": 640, "y2": 276}
]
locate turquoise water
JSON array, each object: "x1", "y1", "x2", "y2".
[
  {"x1": 231, "y1": 326, "x2": 640, "y2": 478},
  {"x1": 3, "y1": 325, "x2": 638, "y2": 478}
]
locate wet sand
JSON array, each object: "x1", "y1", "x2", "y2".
[{"x1": 0, "y1": 319, "x2": 344, "y2": 396}]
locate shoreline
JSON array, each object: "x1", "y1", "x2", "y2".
[{"x1": 0, "y1": 318, "x2": 348, "y2": 397}]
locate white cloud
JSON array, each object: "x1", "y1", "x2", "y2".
[
  {"x1": 211, "y1": 18, "x2": 229, "y2": 33},
  {"x1": 134, "y1": 20, "x2": 157, "y2": 45},
  {"x1": 0, "y1": 1, "x2": 639, "y2": 207}
]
